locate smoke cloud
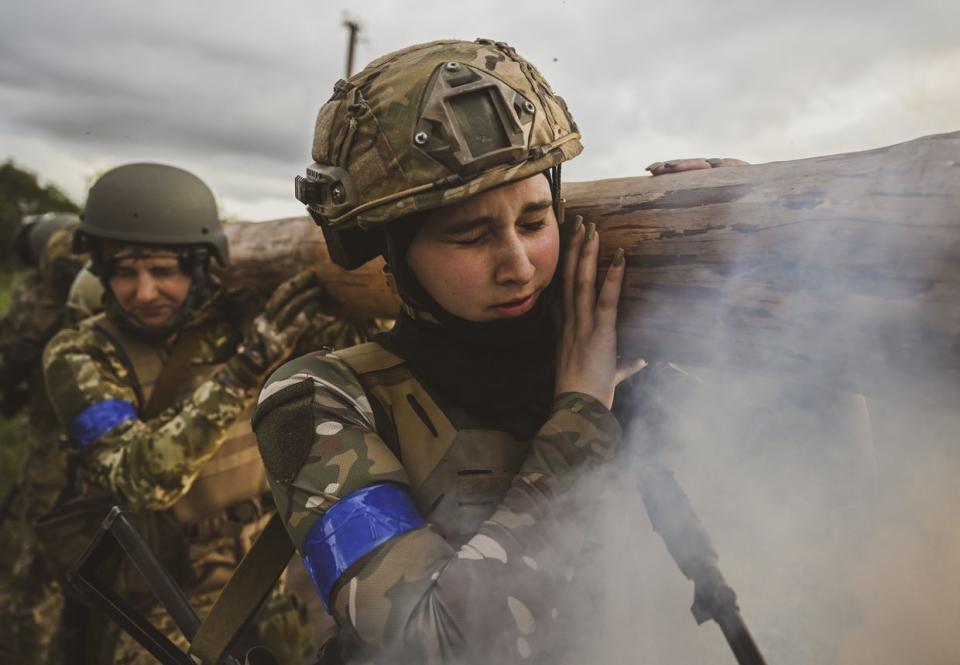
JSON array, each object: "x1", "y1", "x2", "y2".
[
  {"x1": 555, "y1": 158, "x2": 959, "y2": 664},
  {"x1": 555, "y1": 368, "x2": 958, "y2": 664}
]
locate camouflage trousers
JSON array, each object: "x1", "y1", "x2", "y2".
[{"x1": 111, "y1": 587, "x2": 316, "y2": 665}]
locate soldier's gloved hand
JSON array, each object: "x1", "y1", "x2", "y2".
[
  {"x1": 646, "y1": 157, "x2": 749, "y2": 176},
  {"x1": 226, "y1": 270, "x2": 324, "y2": 388},
  {"x1": 690, "y1": 563, "x2": 739, "y2": 625}
]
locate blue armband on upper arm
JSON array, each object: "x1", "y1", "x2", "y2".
[
  {"x1": 302, "y1": 482, "x2": 426, "y2": 611},
  {"x1": 68, "y1": 399, "x2": 139, "y2": 448}
]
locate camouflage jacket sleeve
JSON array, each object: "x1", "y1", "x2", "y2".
[
  {"x1": 43, "y1": 325, "x2": 255, "y2": 510},
  {"x1": 254, "y1": 353, "x2": 621, "y2": 664}
]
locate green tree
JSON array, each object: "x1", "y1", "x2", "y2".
[{"x1": 0, "y1": 160, "x2": 80, "y2": 268}]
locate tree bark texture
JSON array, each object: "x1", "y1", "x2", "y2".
[
  {"x1": 221, "y1": 132, "x2": 960, "y2": 407},
  {"x1": 219, "y1": 217, "x2": 397, "y2": 320}
]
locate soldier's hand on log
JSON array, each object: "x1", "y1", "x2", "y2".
[
  {"x1": 554, "y1": 216, "x2": 647, "y2": 409},
  {"x1": 226, "y1": 270, "x2": 323, "y2": 388},
  {"x1": 646, "y1": 157, "x2": 749, "y2": 176}
]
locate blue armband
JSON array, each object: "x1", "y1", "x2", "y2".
[
  {"x1": 68, "y1": 399, "x2": 139, "y2": 448},
  {"x1": 303, "y1": 482, "x2": 425, "y2": 611}
]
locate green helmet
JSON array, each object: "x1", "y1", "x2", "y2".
[
  {"x1": 75, "y1": 163, "x2": 229, "y2": 266},
  {"x1": 295, "y1": 38, "x2": 582, "y2": 269},
  {"x1": 15, "y1": 212, "x2": 79, "y2": 267}
]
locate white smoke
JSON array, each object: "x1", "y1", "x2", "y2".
[
  {"x1": 562, "y1": 371, "x2": 959, "y2": 664},
  {"x1": 560, "y1": 147, "x2": 960, "y2": 664}
]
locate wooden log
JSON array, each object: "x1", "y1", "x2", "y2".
[
  {"x1": 221, "y1": 131, "x2": 960, "y2": 407},
  {"x1": 219, "y1": 217, "x2": 397, "y2": 320}
]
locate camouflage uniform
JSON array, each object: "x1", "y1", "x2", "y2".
[
  {"x1": 0, "y1": 225, "x2": 82, "y2": 416},
  {"x1": 1, "y1": 222, "x2": 86, "y2": 665},
  {"x1": 38, "y1": 162, "x2": 375, "y2": 664},
  {"x1": 254, "y1": 343, "x2": 621, "y2": 664},
  {"x1": 43, "y1": 288, "x2": 376, "y2": 512},
  {"x1": 43, "y1": 285, "x2": 368, "y2": 664}
]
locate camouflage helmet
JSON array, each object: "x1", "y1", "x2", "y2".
[
  {"x1": 15, "y1": 212, "x2": 79, "y2": 267},
  {"x1": 75, "y1": 163, "x2": 229, "y2": 266},
  {"x1": 295, "y1": 38, "x2": 582, "y2": 268}
]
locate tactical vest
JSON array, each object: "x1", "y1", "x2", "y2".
[
  {"x1": 332, "y1": 342, "x2": 531, "y2": 545},
  {"x1": 191, "y1": 342, "x2": 537, "y2": 664},
  {"x1": 91, "y1": 314, "x2": 270, "y2": 593}
]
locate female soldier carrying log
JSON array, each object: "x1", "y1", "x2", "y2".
[{"x1": 253, "y1": 39, "x2": 647, "y2": 664}]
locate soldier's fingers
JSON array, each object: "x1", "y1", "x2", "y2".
[
  {"x1": 276, "y1": 286, "x2": 324, "y2": 328},
  {"x1": 265, "y1": 270, "x2": 320, "y2": 317},
  {"x1": 615, "y1": 357, "x2": 648, "y2": 385},
  {"x1": 594, "y1": 247, "x2": 625, "y2": 333},
  {"x1": 273, "y1": 302, "x2": 324, "y2": 351},
  {"x1": 705, "y1": 157, "x2": 750, "y2": 168},
  {"x1": 647, "y1": 158, "x2": 712, "y2": 176},
  {"x1": 574, "y1": 223, "x2": 599, "y2": 335},
  {"x1": 275, "y1": 286, "x2": 323, "y2": 329},
  {"x1": 298, "y1": 299, "x2": 324, "y2": 324},
  {"x1": 562, "y1": 216, "x2": 585, "y2": 332},
  {"x1": 282, "y1": 308, "x2": 317, "y2": 343}
]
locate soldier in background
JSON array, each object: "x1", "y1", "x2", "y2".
[
  {"x1": 1, "y1": 213, "x2": 84, "y2": 416},
  {"x1": 40, "y1": 163, "x2": 368, "y2": 664},
  {"x1": 0, "y1": 213, "x2": 89, "y2": 665}
]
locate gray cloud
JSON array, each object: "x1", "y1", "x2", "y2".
[{"x1": 1, "y1": 0, "x2": 957, "y2": 219}]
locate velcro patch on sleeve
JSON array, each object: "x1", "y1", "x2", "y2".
[{"x1": 253, "y1": 379, "x2": 315, "y2": 483}]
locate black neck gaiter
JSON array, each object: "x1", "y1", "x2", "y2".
[
  {"x1": 377, "y1": 170, "x2": 564, "y2": 440},
  {"x1": 378, "y1": 264, "x2": 558, "y2": 442}
]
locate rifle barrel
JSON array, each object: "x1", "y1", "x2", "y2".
[{"x1": 715, "y1": 606, "x2": 768, "y2": 665}]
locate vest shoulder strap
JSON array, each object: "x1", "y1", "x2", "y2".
[
  {"x1": 331, "y1": 341, "x2": 404, "y2": 375},
  {"x1": 333, "y1": 342, "x2": 458, "y2": 492},
  {"x1": 91, "y1": 315, "x2": 161, "y2": 408},
  {"x1": 189, "y1": 512, "x2": 293, "y2": 664},
  {"x1": 91, "y1": 316, "x2": 206, "y2": 417},
  {"x1": 141, "y1": 326, "x2": 205, "y2": 419}
]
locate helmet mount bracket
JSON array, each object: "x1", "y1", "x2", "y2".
[{"x1": 413, "y1": 62, "x2": 535, "y2": 177}]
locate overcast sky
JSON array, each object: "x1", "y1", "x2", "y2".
[{"x1": 2, "y1": 0, "x2": 958, "y2": 221}]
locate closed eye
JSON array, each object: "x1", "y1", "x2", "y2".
[{"x1": 452, "y1": 231, "x2": 490, "y2": 246}]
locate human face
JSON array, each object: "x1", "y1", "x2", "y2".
[
  {"x1": 406, "y1": 175, "x2": 559, "y2": 322},
  {"x1": 108, "y1": 254, "x2": 191, "y2": 328}
]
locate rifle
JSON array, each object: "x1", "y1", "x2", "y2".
[
  {"x1": 636, "y1": 462, "x2": 769, "y2": 665},
  {"x1": 66, "y1": 505, "x2": 276, "y2": 665}
]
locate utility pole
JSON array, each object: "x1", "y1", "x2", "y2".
[{"x1": 344, "y1": 20, "x2": 360, "y2": 78}]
